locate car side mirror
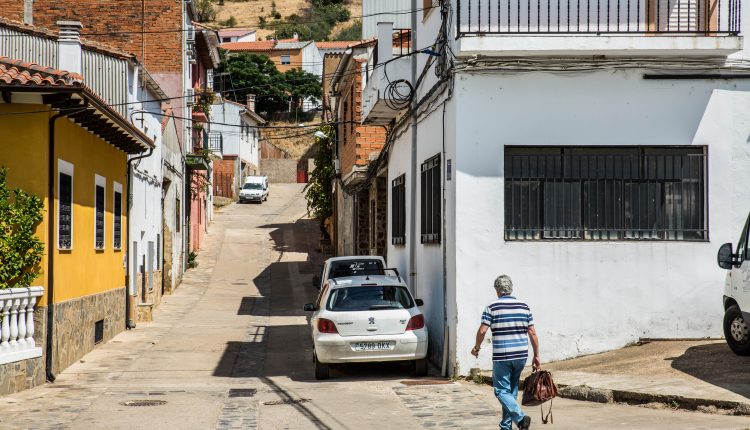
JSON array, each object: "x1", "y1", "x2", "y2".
[
  {"x1": 415, "y1": 299, "x2": 424, "y2": 307},
  {"x1": 718, "y1": 243, "x2": 735, "y2": 270},
  {"x1": 303, "y1": 303, "x2": 317, "y2": 312},
  {"x1": 312, "y1": 275, "x2": 321, "y2": 289}
]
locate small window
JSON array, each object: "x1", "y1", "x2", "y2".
[
  {"x1": 222, "y1": 37, "x2": 231, "y2": 43},
  {"x1": 94, "y1": 319, "x2": 104, "y2": 344},
  {"x1": 94, "y1": 175, "x2": 105, "y2": 250},
  {"x1": 421, "y1": 155, "x2": 441, "y2": 244},
  {"x1": 58, "y1": 160, "x2": 74, "y2": 250},
  {"x1": 113, "y1": 182, "x2": 122, "y2": 249},
  {"x1": 392, "y1": 174, "x2": 406, "y2": 245},
  {"x1": 280, "y1": 55, "x2": 291, "y2": 65},
  {"x1": 176, "y1": 197, "x2": 181, "y2": 233}
]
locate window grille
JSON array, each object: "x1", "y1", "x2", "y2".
[
  {"x1": 95, "y1": 184, "x2": 105, "y2": 249},
  {"x1": 421, "y1": 154, "x2": 441, "y2": 244},
  {"x1": 59, "y1": 172, "x2": 73, "y2": 249},
  {"x1": 114, "y1": 190, "x2": 122, "y2": 249},
  {"x1": 504, "y1": 146, "x2": 707, "y2": 241},
  {"x1": 392, "y1": 174, "x2": 406, "y2": 245}
]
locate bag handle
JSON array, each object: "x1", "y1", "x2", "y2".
[{"x1": 540, "y1": 400, "x2": 553, "y2": 424}]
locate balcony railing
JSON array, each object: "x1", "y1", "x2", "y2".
[
  {"x1": 0, "y1": 287, "x2": 43, "y2": 365},
  {"x1": 457, "y1": 0, "x2": 741, "y2": 35},
  {"x1": 206, "y1": 132, "x2": 223, "y2": 154}
]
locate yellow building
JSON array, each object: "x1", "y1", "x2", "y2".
[{"x1": 0, "y1": 57, "x2": 152, "y2": 392}]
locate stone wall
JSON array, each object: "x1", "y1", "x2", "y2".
[
  {"x1": 260, "y1": 158, "x2": 298, "y2": 183},
  {"x1": 0, "y1": 308, "x2": 46, "y2": 395},
  {"x1": 356, "y1": 189, "x2": 370, "y2": 255},
  {"x1": 52, "y1": 288, "x2": 125, "y2": 374},
  {"x1": 370, "y1": 176, "x2": 387, "y2": 257}
]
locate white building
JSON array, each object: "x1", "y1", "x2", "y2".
[
  {"x1": 360, "y1": 0, "x2": 750, "y2": 375},
  {"x1": 218, "y1": 28, "x2": 257, "y2": 44}
]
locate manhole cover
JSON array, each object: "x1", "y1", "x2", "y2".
[
  {"x1": 228, "y1": 388, "x2": 257, "y2": 398},
  {"x1": 263, "y1": 398, "x2": 310, "y2": 406},
  {"x1": 120, "y1": 400, "x2": 168, "y2": 407},
  {"x1": 400, "y1": 380, "x2": 454, "y2": 386}
]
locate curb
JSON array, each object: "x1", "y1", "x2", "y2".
[{"x1": 477, "y1": 374, "x2": 750, "y2": 416}]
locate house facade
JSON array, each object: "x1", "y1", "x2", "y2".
[
  {"x1": 219, "y1": 28, "x2": 257, "y2": 44},
  {"x1": 358, "y1": 1, "x2": 750, "y2": 375},
  {"x1": 0, "y1": 57, "x2": 152, "y2": 394}
]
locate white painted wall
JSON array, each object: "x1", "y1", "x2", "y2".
[
  {"x1": 451, "y1": 70, "x2": 750, "y2": 374},
  {"x1": 161, "y1": 114, "x2": 186, "y2": 290},
  {"x1": 210, "y1": 101, "x2": 263, "y2": 172}
]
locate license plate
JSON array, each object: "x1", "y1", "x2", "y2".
[{"x1": 351, "y1": 341, "x2": 395, "y2": 351}]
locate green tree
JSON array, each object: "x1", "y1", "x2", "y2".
[
  {"x1": 268, "y1": 0, "x2": 351, "y2": 41},
  {"x1": 194, "y1": 0, "x2": 217, "y2": 22},
  {"x1": 304, "y1": 126, "x2": 336, "y2": 222},
  {"x1": 283, "y1": 68, "x2": 322, "y2": 108},
  {"x1": 0, "y1": 167, "x2": 44, "y2": 289},
  {"x1": 334, "y1": 20, "x2": 362, "y2": 41}
]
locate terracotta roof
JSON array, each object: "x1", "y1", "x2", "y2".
[
  {"x1": 219, "y1": 28, "x2": 256, "y2": 37},
  {"x1": 316, "y1": 41, "x2": 360, "y2": 49},
  {"x1": 0, "y1": 57, "x2": 83, "y2": 87},
  {"x1": 220, "y1": 41, "x2": 277, "y2": 52},
  {"x1": 0, "y1": 17, "x2": 136, "y2": 60}
]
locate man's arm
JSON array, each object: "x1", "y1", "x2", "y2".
[
  {"x1": 528, "y1": 325, "x2": 541, "y2": 368},
  {"x1": 471, "y1": 324, "x2": 489, "y2": 357}
]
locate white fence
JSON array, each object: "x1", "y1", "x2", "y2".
[{"x1": 0, "y1": 287, "x2": 44, "y2": 365}]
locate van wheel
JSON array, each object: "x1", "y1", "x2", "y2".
[
  {"x1": 314, "y1": 354, "x2": 330, "y2": 380},
  {"x1": 414, "y1": 358, "x2": 428, "y2": 376},
  {"x1": 724, "y1": 305, "x2": 750, "y2": 356}
]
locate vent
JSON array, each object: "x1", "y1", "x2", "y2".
[
  {"x1": 94, "y1": 319, "x2": 104, "y2": 344},
  {"x1": 228, "y1": 388, "x2": 257, "y2": 398},
  {"x1": 263, "y1": 398, "x2": 310, "y2": 406},
  {"x1": 120, "y1": 400, "x2": 167, "y2": 407}
]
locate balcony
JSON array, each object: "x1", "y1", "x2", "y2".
[
  {"x1": 456, "y1": 0, "x2": 743, "y2": 56},
  {"x1": 361, "y1": 26, "x2": 413, "y2": 124},
  {"x1": 0, "y1": 287, "x2": 44, "y2": 365},
  {"x1": 206, "y1": 132, "x2": 223, "y2": 156}
]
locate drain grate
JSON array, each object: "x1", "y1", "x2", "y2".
[
  {"x1": 263, "y1": 398, "x2": 310, "y2": 406},
  {"x1": 400, "y1": 379, "x2": 454, "y2": 386},
  {"x1": 120, "y1": 400, "x2": 168, "y2": 407},
  {"x1": 228, "y1": 388, "x2": 257, "y2": 398}
]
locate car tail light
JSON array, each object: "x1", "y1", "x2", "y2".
[
  {"x1": 317, "y1": 318, "x2": 338, "y2": 334},
  {"x1": 406, "y1": 314, "x2": 425, "y2": 331}
]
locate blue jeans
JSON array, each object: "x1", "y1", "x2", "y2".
[{"x1": 492, "y1": 359, "x2": 527, "y2": 430}]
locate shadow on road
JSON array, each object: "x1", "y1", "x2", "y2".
[{"x1": 669, "y1": 343, "x2": 750, "y2": 400}]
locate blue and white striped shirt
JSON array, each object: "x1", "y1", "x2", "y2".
[{"x1": 481, "y1": 296, "x2": 534, "y2": 362}]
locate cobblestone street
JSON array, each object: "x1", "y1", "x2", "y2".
[{"x1": 0, "y1": 184, "x2": 748, "y2": 429}]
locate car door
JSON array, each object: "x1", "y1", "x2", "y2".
[{"x1": 730, "y1": 213, "x2": 750, "y2": 311}]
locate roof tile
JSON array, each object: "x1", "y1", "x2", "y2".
[{"x1": 0, "y1": 57, "x2": 83, "y2": 87}]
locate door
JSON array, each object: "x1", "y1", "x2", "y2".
[{"x1": 731, "y1": 214, "x2": 750, "y2": 311}]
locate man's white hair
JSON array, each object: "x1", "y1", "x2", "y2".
[{"x1": 494, "y1": 275, "x2": 513, "y2": 296}]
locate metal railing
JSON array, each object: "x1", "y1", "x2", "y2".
[
  {"x1": 373, "y1": 29, "x2": 412, "y2": 66},
  {"x1": 457, "y1": 0, "x2": 741, "y2": 35},
  {"x1": 206, "y1": 132, "x2": 223, "y2": 154}
]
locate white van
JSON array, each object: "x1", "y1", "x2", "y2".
[
  {"x1": 717, "y1": 213, "x2": 750, "y2": 356},
  {"x1": 239, "y1": 175, "x2": 269, "y2": 203}
]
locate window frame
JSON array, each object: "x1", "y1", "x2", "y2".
[
  {"x1": 113, "y1": 181, "x2": 123, "y2": 250},
  {"x1": 392, "y1": 174, "x2": 406, "y2": 246},
  {"x1": 57, "y1": 159, "x2": 74, "y2": 250},
  {"x1": 280, "y1": 55, "x2": 291, "y2": 65},
  {"x1": 421, "y1": 154, "x2": 441, "y2": 244},
  {"x1": 503, "y1": 146, "x2": 708, "y2": 242},
  {"x1": 94, "y1": 174, "x2": 106, "y2": 250}
]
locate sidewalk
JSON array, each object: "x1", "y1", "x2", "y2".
[{"x1": 482, "y1": 340, "x2": 750, "y2": 415}]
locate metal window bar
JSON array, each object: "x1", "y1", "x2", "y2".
[
  {"x1": 392, "y1": 175, "x2": 406, "y2": 245},
  {"x1": 421, "y1": 155, "x2": 441, "y2": 244},
  {"x1": 457, "y1": 0, "x2": 739, "y2": 34},
  {"x1": 504, "y1": 147, "x2": 707, "y2": 241}
]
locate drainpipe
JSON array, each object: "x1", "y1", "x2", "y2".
[
  {"x1": 46, "y1": 106, "x2": 86, "y2": 383},
  {"x1": 409, "y1": 0, "x2": 418, "y2": 298}
]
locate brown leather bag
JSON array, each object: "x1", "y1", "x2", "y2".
[{"x1": 522, "y1": 369, "x2": 558, "y2": 424}]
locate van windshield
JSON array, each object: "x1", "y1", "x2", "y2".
[
  {"x1": 328, "y1": 260, "x2": 384, "y2": 279},
  {"x1": 243, "y1": 183, "x2": 263, "y2": 190},
  {"x1": 327, "y1": 285, "x2": 414, "y2": 311}
]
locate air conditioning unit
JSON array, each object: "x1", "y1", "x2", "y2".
[
  {"x1": 185, "y1": 88, "x2": 195, "y2": 107},
  {"x1": 186, "y1": 25, "x2": 195, "y2": 43},
  {"x1": 187, "y1": 46, "x2": 197, "y2": 64}
]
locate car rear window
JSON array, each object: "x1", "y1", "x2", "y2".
[
  {"x1": 327, "y1": 286, "x2": 414, "y2": 311},
  {"x1": 327, "y1": 260, "x2": 384, "y2": 279}
]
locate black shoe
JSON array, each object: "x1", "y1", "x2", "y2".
[{"x1": 517, "y1": 416, "x2": 531, "y2": 430}]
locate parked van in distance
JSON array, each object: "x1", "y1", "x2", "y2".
[
  {"x1": 240, "y1": 175, "x2": 269, "y2": 203},
  {"x1": 717, "y1": 212, "x2": 750, "y2": 356}
]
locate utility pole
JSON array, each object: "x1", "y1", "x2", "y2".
[{"x1": 409, "y1": 0, "x2": 418, "y2": 299}]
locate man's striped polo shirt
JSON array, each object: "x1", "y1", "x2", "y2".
[{"x1": 481, "y1": 295, "x2": 534, "y2": 362}]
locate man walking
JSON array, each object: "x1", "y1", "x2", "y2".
[{"x1": 471, "y1": 275, "x2": 540, "y2": 430}]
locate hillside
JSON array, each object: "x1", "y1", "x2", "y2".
[{"x1": 214, "y1": 0, "x2": 363, "y2": 41}]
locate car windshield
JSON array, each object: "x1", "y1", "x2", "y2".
[
  {"x1": 243, "y1": 183, "x2": 262, "y2": 190},
  {"x1": 327, "y1": 260, "x2": 384, "y2": 279},
  {"x1": 327, "y1": 286, "x2": 414, "y2": 311}
]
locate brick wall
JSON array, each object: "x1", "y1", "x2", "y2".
[{"x1": 0, "y1": 0, "x2": 183, "y2": 73}]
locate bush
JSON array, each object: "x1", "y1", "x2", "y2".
[
  {"x1": 335, "y1": 20, "x2": 361, "y2": 40},
  {"x1": 0, "y1": 167, "x2": 44, "y2": 289}
]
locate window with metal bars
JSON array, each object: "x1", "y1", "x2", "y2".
[
  {"x1": 504, "y1": 146, "x2": 707, "y2": 241},
  {"x1": 58, "y1": 172, "x2": 73, "y2": 250},
  {"x1": 392, "y1": 174, "x2": 406, "y2": 245},
  {"x1": 95, "y1": 183, "x2": 105, "y2": 249},
  {"x1": 113, "y1": 190, "x2": 122, "y2": 249},
  {"x1": 421, "y1": 154, "x2": 441, "y2": 244}
]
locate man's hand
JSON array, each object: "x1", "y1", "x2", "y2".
[
  {"x1": 471, "y1": 346, "x2": 480, "y2": 357},
  {"x1": 473, "y1": 325, "x2": 489, "y2": 358},
  {"x1": 532, "y1": 355, "x2": 541, "y2": 369}
]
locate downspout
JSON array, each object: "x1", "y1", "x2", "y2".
[
  {"x1": 409, "y1": 0, "x2": 418, "y2": 298},
  {"x1": 46, "y1": 106, "x2": 86, "y2": 383}
]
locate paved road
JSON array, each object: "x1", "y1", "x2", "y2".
[{"x1": 1, "y1": 184, "x2": 748, "y2": 429}]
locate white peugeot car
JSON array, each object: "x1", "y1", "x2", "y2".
[{"x1": 303, "y1": 275, "x2": 428, "y2": 380}]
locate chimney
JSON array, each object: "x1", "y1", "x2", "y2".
[
  {"x1": 57, "y1": 21, "x2": 83, "y2": 74},
  {"x1": 293, "y1": 32, "x2": 299, "y2": 40},
  {"x1": 246, "y1": 94, "x2": 256, "y2": 112},
  {"x1": 377, "y1": 22, "x2": 394, "y2": 65},
  {"x1": 23, "y1": 0, "x2": 33, "y2": 25}
]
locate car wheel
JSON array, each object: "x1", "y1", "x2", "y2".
[
  {"x1": 414, "y1": 358, "x2": 428, "y2": 376},
  {"x1": 724, "y1": 305, "x2": 750, "y2": 356},
  {"x1": 314, "y1": 354, "x2": 330, "y2": 380}
]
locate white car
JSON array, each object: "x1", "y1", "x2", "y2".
[
  {"x1": 312, "y1": 255, "x2": 386, "y2": 290},
  {"x1": 303, "y1": 275, "x2": 428, "y2": 380}
]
